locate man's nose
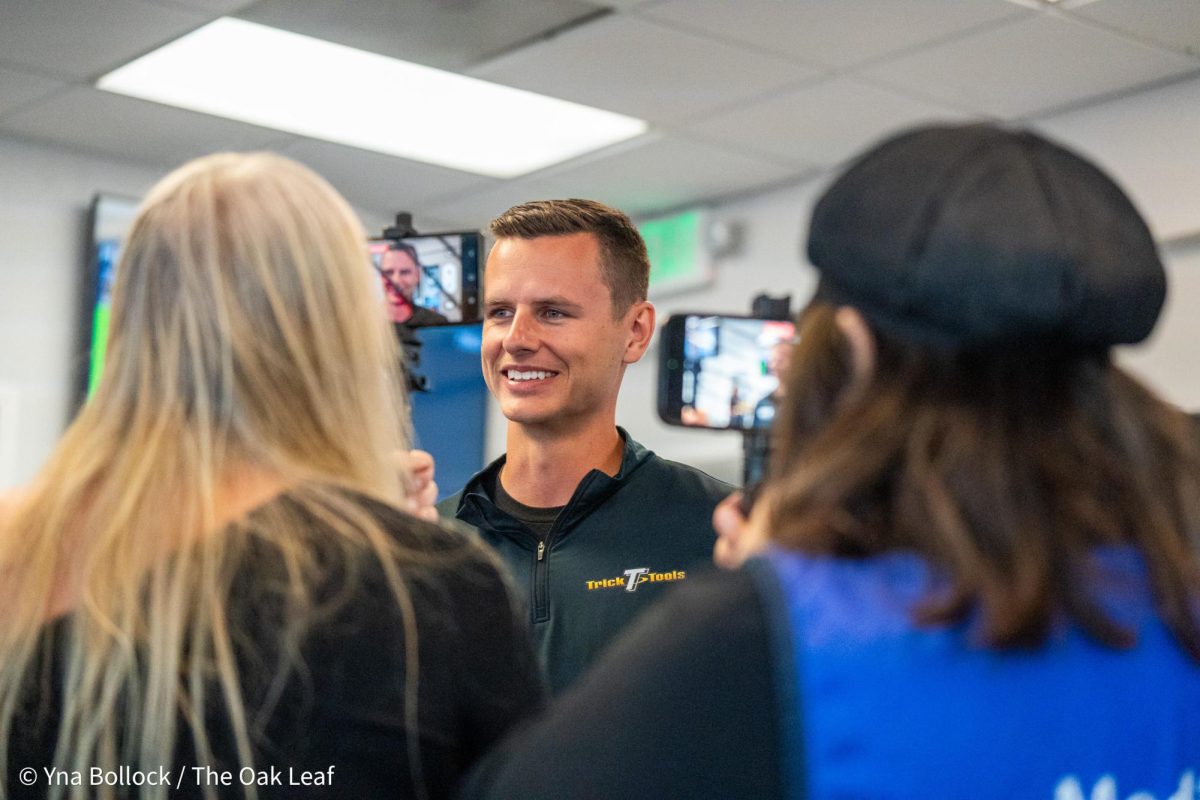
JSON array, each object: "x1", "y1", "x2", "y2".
[{"x1": 503, "y1": 309, "x2": 539, "y2": 354}]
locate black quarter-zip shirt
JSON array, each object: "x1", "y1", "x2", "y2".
[{"x1": 438, "y1": 429, "x2": 732, "y2": 694}]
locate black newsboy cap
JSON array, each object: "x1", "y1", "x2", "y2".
[{"x1": 807, "y1": 123, "x2": 1166, "y2": 350}]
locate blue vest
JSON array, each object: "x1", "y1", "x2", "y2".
[{"x1": 757, "y1": 547, "x2": 1200, "y2": 800}]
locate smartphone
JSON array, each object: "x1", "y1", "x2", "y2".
[
  {"x1": 658, "y1": 313, "x2": 796, "y2": 431},
  {"x1": 368, "y1": 231, "x2": 481, "y2": 327}
]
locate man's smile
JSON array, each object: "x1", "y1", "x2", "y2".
[{"x1": 503, "y1": 368, "x2": 560, "y2": 383}]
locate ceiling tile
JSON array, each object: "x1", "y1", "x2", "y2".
[
  {"x1": 603, "y1": 0, "x2": 664, "y2": 9},
  {"x1": 1068, "y1": 0, "x2": 1200, "y2": 57},
  {"x1": 239, "y1": 0, "x2": 607, "y2": 71},
  {"x1": 469, "y1": 15, "x2": 818, "y2": 124},
  {"x1": 684, "y1": 76, "x2": 974, "y2": 168},
  {"x1": 1034, "y1": 73, "x2": 1200, "y2": 242},
  {"x1": 421, "y1": 178, "x2": 567, "y2": 231},
  {"x1": 0, "y1": 0, "x2": 207, "y2": 80},
  {"x1": 149, "y1": 0, "x2": 258, "y2": 12},
  {"x1": 0, "y1": 87, "x2": 294, "y2": 169},
  {"x1": 0, "y1": 67, "x2": 65, "y2": 117},
  {"x1": 276, "y1": 139, "x2": 495, "y2": 219},
  {"x1": 642, "y1": 0, "x2": 1029, "y2": 69},
  {"x1": 860, "y1": 13, "x2": 1200, "y2": 118},
  {"x1": 534, "y1": 134, "x2": 804, "y2": 217}
]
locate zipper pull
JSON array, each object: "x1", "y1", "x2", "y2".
[{"x1": 537, "y1": 541, "x2": 545, "y2": 561}]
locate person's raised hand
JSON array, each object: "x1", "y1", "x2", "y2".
[
  {"x1": 712, "y1": 491, "x2": 769, "y2": 569},
  {"x1": 394, "y1": 449, "x2": 439, "y2": 523}
]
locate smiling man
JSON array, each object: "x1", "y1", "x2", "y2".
[{"x1": 439, "y1": 199, "x2": 731, "y2": 693}]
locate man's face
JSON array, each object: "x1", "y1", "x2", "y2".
[
  {"x1": 482, "y1": 232, "x2": 641, "y2": 431},
  {"x1": 379, "y1": 249, "x2": 420, "y2": 321}
]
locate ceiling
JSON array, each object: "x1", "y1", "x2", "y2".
[{"x1": 0, "y1": 0, "x2": 1197, "y2": 232}]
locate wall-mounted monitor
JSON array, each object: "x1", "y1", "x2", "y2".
[{"x1": 78, "y1": 193, "x2": 140, "y2": 407}]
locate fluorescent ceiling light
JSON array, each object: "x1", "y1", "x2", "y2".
[{"x1": 97, "y1": 17, "x2": 648, "y2": 178}]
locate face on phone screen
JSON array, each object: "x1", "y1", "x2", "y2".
[
  {"x1": 661, "y1": 315, "x2": 795, "y2": 430},
  {"x1": 368, "y1": 232, "x2": 480, "y2": 327}
]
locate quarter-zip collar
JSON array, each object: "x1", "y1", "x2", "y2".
[{"x1": 455, "y1": 427, "x2": 651, "y2": 549}]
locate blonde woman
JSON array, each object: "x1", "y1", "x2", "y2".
[{"x1": 0, "y1": 153, "x2": 543, "y2": 799}]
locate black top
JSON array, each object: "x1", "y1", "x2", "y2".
[
  {"x1": 459, "y1": 567, "x2": 782, "y2": 800},
  {"x1": 406, "y1": 305, "x2": 450, "y2": 327},
  {"x1": 486, "y1": 469, "x2": 562, "y2": 540},
  {"x1": 9, "y1": 489, "x2": 545, "y2": 799},
  {"x1": 439, "y1": 429, "x2": 733, "y2": 694}
]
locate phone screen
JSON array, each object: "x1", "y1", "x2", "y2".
[
  {"x1": 368, "y1": 232, "x2": 481, "y2": 327},
  {"x1": 658, "y1": 314, "x2": 796, "y2": 431}
]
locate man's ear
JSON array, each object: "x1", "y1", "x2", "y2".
[
  {"x1": 834, "y1": 306, "x2": 876, "y2": 383},
  {"x1": 622, "y1": 301, "x2": 656, "y2": 365}
]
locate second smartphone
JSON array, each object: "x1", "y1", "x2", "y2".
[{"x1": 658, "y1": 313, "x2": 796, "y2": 432}]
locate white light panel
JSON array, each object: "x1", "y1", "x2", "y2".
[{"x1": 97, "y1": 17, "x2": 648, "y2": 178}]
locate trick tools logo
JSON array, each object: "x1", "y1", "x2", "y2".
[{"x1": 585, "y1": 567, "x2": 686, "y2": 592}]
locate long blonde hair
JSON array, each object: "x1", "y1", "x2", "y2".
[{"x1": 0, "y1": 153, "x2": 416, "y2": 797}]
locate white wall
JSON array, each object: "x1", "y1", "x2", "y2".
[
  {"x1": 1121, "y1": 237, "x2": 1200, "y2": 411},
  {"x1": 0, "y1": 138, "x2": 161, "y2": 488}
]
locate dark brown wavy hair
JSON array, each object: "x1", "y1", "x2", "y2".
[{"x1": 765, "y1": 303, "x2": 1200, "y2": 660}]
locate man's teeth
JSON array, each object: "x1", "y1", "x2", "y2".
[{"x1": 508, "y1": 370, "x2": 551, "y2": 381}]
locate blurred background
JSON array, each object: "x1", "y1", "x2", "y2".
[{"x1": 1, "y1": 0, "x2": 1197, "y2": 489}]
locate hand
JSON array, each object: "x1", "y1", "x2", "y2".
[
  {"x1": 393, "y1": 449, "x2": 439, "y2": 523},
  {"x1": 712, "y1": 491, "x2": 769, "y2": 569}
]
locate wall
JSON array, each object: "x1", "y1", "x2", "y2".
[
  {"x1": 0, "y1": 138, "x2": 160, "y2": 488},
  {"x1": 1121, "y1": 236, "x2": 1200, "y2": 410}
]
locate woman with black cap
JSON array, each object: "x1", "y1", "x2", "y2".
[{"x1": 458, "y1": 123, "x2": 1200, "y2": 800}]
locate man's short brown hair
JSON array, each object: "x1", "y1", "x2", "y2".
[{"x1": 489, "y1": 199, "x2": 650, "y2": 315}]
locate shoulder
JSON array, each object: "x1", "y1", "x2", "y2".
[
  {"x1": 436, "y1": 456, "x2": 505, "y2": 521},
  {"x1": 620, "y1": 431, "x2": 734, "y2": 500},
  {"x1": 436, "y1": 489, "x2": 463, "y2": 519},
  {"x1": 409, "y1": 306, "x2": 450, "y2": 326},
  {"x1": 353, "y1": 491, "x2": 504, "y2": 586},
  {"x1": 261, "y1": 485, "x2": 505, "y2": 603},
  {"x1": 634, "y1": 451, "x2": 735, "y2": 503}
]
